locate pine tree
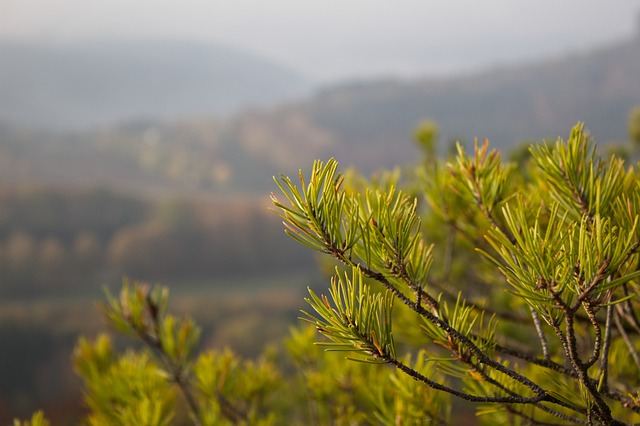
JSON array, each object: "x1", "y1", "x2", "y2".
[
  {"x1": 271, "y1": 123, "x2": 640, "y2": 425},
  {"x1": 20, "y1": 122, "x2": 640, "y2": 425}
]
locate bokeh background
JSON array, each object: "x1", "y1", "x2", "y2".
[{"x1": 1, "y1": 1, "x2": 639, "y2": 423}]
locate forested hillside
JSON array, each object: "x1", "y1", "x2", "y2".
[
  {"x1": 265, "y1": 33, "x2": 640, "y2": 170},
  {"x1": 0, "y1": 33, "x2": 637, "y2": 295},
  {"x1": 0, "y1": 186, "x2": 314, "y2": 297},
  {"x1": 1, "y1": 33, "x2": 638, "y2": 193}
]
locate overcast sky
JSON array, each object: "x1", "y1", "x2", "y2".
[{"x1": 1, "y1": 1, "x2": 638, "y2": 83}]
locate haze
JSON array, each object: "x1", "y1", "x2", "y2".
[{"x1": 1, "y1": 0, "x2": 638, "y2": 83}]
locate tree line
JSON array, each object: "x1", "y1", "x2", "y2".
[{"x1": 0, "y1": 186, "x2": 314, "y2": 297}]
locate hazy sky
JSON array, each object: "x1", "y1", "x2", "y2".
[{"x1": 1, "y1": 1, "x2": 639, "y2": 83}]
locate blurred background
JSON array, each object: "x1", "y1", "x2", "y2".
[{"x1": 0, "y1": 0, "x2": 639, "y2": 423}]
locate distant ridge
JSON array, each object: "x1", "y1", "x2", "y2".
[
  {"x1": 294, "y1": 35, "x2": 640, "y2": 160},
  {"x1": 0, "y1": 35, "x2": 638, "y2": 195},
  {"x1": 0, "y1": 39, "x2": 312, "y2": 129}
]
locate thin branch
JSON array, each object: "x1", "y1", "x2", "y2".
[
  {"x1": 457, "y1": 352, "x2": 527, "y2": 402},
  {"x1": 491, "y1": 342, "x2": 575, "y2": 377},
  {"x1": 361, "y1": 263, "x2": 542, "y2": 389},
  {"x1": 572, "y1": 259, "x2": 611, "y2": 311},
  {"x1": 531, "y1": 307, "x2": 551, "y2": 361},
  {"x1": 583, "y1": 302, "x2": 602, "y2": 369},
  {"x1": 360, "y1": 263, "x2": 589, "y2": 415},
  {"x1": 599, "y1": 303, "x2": 614, "y2": 392},
  {"x1": 110, "y1": 291, "x2": 204, "y2": 426},
  {"x1": 390, "y1": 251, "x2": 440, "y2": 313},
  {"x1": 619, "y1": 283, "x2": 640, "y2": 334},
  {"x1": 387, "y1": 356, "x2": 544, "y2": 405},
  {"x1": 506, "y1": 404, "x2": 589, "y2": 425},
  {"x1": 561, "y1": 306, "x2": 613, "y2": 424},
  {"x1": 605, "y1": 388, "x2": 640, "y2": 415},
  {"x1": 135, "y1": 315, "x2": 203, "y2": 426},
  {"x1": 545, "y1": 283, "x2": 618, "y2": 424},
  {"x1": 338, "y1": 317, "x2": 554, "y2": 407},
  {"x1": 614, "y1": 308, "x2": 640, "y2": 370}
]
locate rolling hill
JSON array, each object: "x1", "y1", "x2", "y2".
[
  {"x1": 0, "y1": 39, "x2": 312, "y2": 129},
  {"x1": 0, "y1": 33, "x2": 639, "y2": 192},
  {"x1": 270, "y1": 33, "x2": 640, "y2": 169}
]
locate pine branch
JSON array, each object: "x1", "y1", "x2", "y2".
[
  {"x1": 273, "y1": 134, "x2": 640, "y2": 423},
  {"x1": 582, "y1": 301, "x2": 603, "y2": 369},
  {"x1": 506, "y1": 404, "x2": 589, "y2": 425},
  {"x1": 599, "y1": 304, "x2": 614, "y2": 393},
  {"x1": 491, "y1": 342, "x2": 575, "y2": 377},
  {"x1": 547, "y1": 290, "x2": 615, "y2": 425},
  {"x1": 531, "y1": 307, "x2": 552, "y2": 361},
  {"x1": 387, "y1": 356, "x2": 546, "y2": 405},
  {"x1": 103, "y1": 283, "x2": 203, "y2": 426}
]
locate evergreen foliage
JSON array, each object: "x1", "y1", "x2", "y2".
[
  {"x1": 17, "y1": 122, "x2": 640, "y2": 425},
  {"x1": 271, "y1": 123, "x2": 640, "y2": 425},
  {"x1": 68, "y1": 281, "x2": 446, "y2": 425}
]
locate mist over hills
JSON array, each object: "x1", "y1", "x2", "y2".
[
  {"x1": 197, "y1": 33, "x2": 640, "y2": 178},
  {"x1": 299, "y1": 34, "x2": 640, "y2": 164},
  {"x1": 0, "y1": 40, "x2": 312, "y2": 129},
  {"x1": 0, "y1": 34, "x2": 639, "y2": 193}
]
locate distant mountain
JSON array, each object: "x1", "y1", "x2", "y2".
[
  {"x1": 0, "y1": 40, "x2": 312, "y2": 129},
  {"x1": 244, "y1": 34, "x2": 640, "y2": 171},
  {"x1": 0, "y1": 35, "x2": 638, "y2": 194}
]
